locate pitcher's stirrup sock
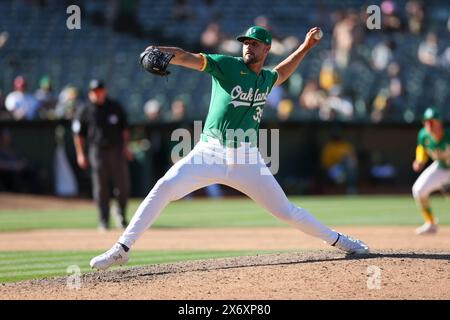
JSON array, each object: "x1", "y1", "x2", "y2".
[
  {"x1": 118, "y1": 242, "x2": 130, "y2": 252},
  {"x1": 331, "y1": 233, "x2": 340, "y2": 246}
]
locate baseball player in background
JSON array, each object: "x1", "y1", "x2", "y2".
[
  {"x1": 90, "y1": 26, "x2": 369, "y2": 270},
  {"x1": 412, "y1": 107, "x2": 450, "y2": 235}
]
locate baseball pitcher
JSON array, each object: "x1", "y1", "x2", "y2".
[{"x1": 90, "y1": 26, "x2": 369, "y2": 270}]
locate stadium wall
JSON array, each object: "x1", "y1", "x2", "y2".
[{"x1": 0, "y1": 120, "x2": 422, "y2": 196}]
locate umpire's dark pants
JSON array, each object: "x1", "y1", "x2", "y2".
[{"x1": 89, "y1": 145, "x2": 129, "y2": 228}]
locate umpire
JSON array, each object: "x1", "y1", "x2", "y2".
[{"x1": 72, "y1": 80, "x2": 132, "y2": 231}]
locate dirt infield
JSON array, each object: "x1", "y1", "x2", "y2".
[
  {"x1": 1, "y1": 193, "x2": 450, "y2": 299},
  {"x1": 1, "y1": 227, "x2": 450, "y2": 299},
  {"x1": 1, "y1": 226, "x2": 450, "y2": 251},
  {"x1": 2, "y1": 250, "x2": 450, "y2": 300}
]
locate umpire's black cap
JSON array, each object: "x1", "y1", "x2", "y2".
[{"x1": 89, "y1": 79, "x2": 105, "y2": 91}]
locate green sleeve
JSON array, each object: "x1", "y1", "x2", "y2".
[
  {"x1": 201, "y1": 54, "x2": 237, "y2": 80},
  {"x1": 265, "y1": 69, "x2": 279, "y2": 91}
]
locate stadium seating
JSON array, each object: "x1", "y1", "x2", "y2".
[{"x1": 0, "y1": 0, "x2": 449, "y2": 123}]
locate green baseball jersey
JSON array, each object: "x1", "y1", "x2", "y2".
[
  {"x1": 200, "y1": 54, "x2": 278, "y2": 148},
  {"x1": 417, "y1": 127, "x2": 450, "y2": 169}
]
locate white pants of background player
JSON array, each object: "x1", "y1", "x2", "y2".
[
  {"x1": 412, "y1": 161, "x2": 450, "y2": 204},
  {"x1": 118, "y1": 138, "x2": 339, "y2": 248}
]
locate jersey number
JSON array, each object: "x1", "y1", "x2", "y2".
[{"x1": 253, "y1": 106, "x2": 263, "y2": 123}]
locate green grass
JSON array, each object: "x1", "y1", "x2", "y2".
[
  {"x1": 0, "y1": 195, "x2": 448, "y2": 231},
  {"x1": 0, "y1": 195, "x2": 448, "y2": 284},
  {"x1": 0, "y1": 250, "x2": 282, "y2": 283}
]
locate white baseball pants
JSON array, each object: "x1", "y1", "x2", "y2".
[
  {"x1": 118, "y1": 139, "x2": 339, "y2": 248},
  {"x1": 412, "y1": 161, "x2": 450, "y2": 201}
]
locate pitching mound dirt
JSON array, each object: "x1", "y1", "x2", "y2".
[
  {"x1": 1, "y1": 194, "x2": 449, "y2": 299},
  {"x1": 2, "y1": 250, "x2": 450, "y2": 300}
]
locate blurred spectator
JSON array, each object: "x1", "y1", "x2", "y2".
[
  {"x1": 218, "y1": 37, "x2": 241, "y2": 55},
  {"x1": 371, "y1": 40, "x2": 396, "y2": 71},
  {"x1": 203, "y1": 24, "x2": 244, "y2": 55},
  {"x1": 369, "y1": 152, "x2": 397, "y2": 185},
  {"x1": 200, "y1": 22, "x2": 225, "y2": 52},
  {"x1": 321, "y1": 131, "x2": 358, "y2": 194},
  {"x1": 387, "y1": 62, "x2": 403, "y2": 102},
  {"x1": 319, "y1": 86, "x2": 354, "y2": 121},
  {"x1": 299, "y1": 80, "x2": 327, "y2": 112},
  {"x1": 254, "y1": 15, "x2": 299, "y2": 56},
  {"x1": 281, "y1": 36, "x2": 301, "y2": 55},
  {"x1": 319, "y1": 58, "x2": 341, "y2": 91},
  {"x1": 144, "y1": 99, "x2": 162, "y2": 121},
  {"x1": 332, "y1": 11, "x2": 364, "y2": 68},
  {"x1": 254, "y1": 15, "x2": 284, "y2": 56},
  {"x1": 371, "y1": 88, "x2": 390, "y2": 122},
  {"x1": 35, "y1": 75, "x2": 57, "y2": 119},
  {"x1": 0, "y1": 31, "x2": 9, "y2": 49},
  {"x1": 5, "y1": 76, "x2": 40, "y2": 120},
  {"x1": 277, "y1": 99, "x2": 294, "y2": 121},
  {"x1": 371, "y1": 62, "x2": 404, "y2": 122},
  {"x1": 55, "y1": 86, "x2": 84, "y2": 120},
  {"x1": 254, "y1": 15, "x2": 273, "y2": 35},
  {"x1": 381, "y1": 0, "x2": 404, "y2": 32},
  {"x1": 0, "y1": 128, "x2": 39, "y2": 193},
  {"x1": 170, "y1": 99, "x2": 186, "y2": 121},
  {"x1": 418, "y1": 32, "x2": 438, "y2": 66},
  {"x1": 0, "y1": 0, "x2": 449, "y2": 127},
  {"x1": 440, "y1": 21, "x2": 450, "y2": 67},
  {"x1": 406, "y1": 0, "x2": 426, "y2": 35}
]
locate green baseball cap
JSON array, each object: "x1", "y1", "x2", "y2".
[
  {"x1": 423, "y1": 107, "x2": 441, "y2": 121},
  {"x1": 237, "y1": 26, "x2": 272, "y2": 45}
]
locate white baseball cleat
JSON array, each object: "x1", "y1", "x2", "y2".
[
  {"x1": 331, "y1": 233, "x2": 370, "y2": 254},
  {"x1": 415, "y1": 222, "x2": 438, "y2": 235},
  {"x1": 90, "y1": 243, "x2": 129, "y2": 270}
]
